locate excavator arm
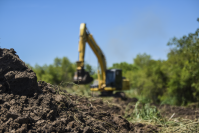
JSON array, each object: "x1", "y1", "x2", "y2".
[{"x1": 73, "y1": 23, "x2": 107, "y2": 88}]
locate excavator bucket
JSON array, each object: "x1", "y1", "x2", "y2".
[{"x1": 73, "y1": 68, "x2": 93, "y2": 84}]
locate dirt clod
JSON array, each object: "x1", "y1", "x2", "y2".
[{"x1": 0, "y1": 48, "x2": 42, "y2": 96}]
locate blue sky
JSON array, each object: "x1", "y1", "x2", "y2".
[{"x1": 0, "y1": 0, "x2": 199, "y2": 68}]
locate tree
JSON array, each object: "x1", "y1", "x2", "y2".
[
  {"x1": 29, "y1": 57, "x2": 76, "y2": 85},
  {"x1": 161, "y1": 27, "x2": 199, "y2": 105},
  {"x1": 133, "y1": 53, "x2": 152, "y2": 68}
]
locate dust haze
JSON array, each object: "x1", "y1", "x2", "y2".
[{"x1": 106, "y1": 8, "x2": 167, "y2": 63}]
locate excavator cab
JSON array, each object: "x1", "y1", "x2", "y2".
[
  {"x1": 73, "y1": 67, "x2": 93, "y2": 84},
  {"x1": 90, "y1": 69, "x2": 123, "y2": 90},
  {"x1": 106, "y1": 69, "x2": 122, "y2": 90}
]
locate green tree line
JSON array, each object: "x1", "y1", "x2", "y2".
[
  {"x1": 27, "y1": 57, "x2": 94, "y2": 85},
  {"x1": 110, "y1": 26, "x2": 199, "y2": 106},
  {"x1": 27, "y1": 57, "x2": 76, "y2": 85},
  {"x1": 28, "y1": 24, "x2": 199, "y2": 106}
]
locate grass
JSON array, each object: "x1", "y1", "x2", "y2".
[
  {"x1": 60, "y1": 84, "x2": 93, "y2": 96},
  {"x1": 124, "y1": 101, "x2": 166, "y2": 126},
  {"x1": 162, "y1": 118, "x2": 199, "y2": 132},
  {"x1": 124, "y1": 101, "x2": 199, "y2": 132}
]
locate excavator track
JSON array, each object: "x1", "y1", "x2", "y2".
[{"x1": 98, "y1": 91, "x2": 127, "y2": 100}]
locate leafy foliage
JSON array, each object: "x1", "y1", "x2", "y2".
[
  {"x1": 28, "y1": 57, "x2": 76, "y2": 85},
  {"x1": 161, "y1": 27, "x2": 199, "y2": 105}
]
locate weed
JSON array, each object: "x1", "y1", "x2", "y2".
[{"x1": 125, "y1": 101, "x2": 166, "y2": 126}]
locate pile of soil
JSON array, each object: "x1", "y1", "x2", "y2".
[
  {"x1": 0, "y1": 48, "x2": 158, "y2": 133},
  {"x1": 0, "y1": 48, "x2": 42, "y2": 96}
]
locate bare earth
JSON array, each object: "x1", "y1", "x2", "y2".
[{"x1": 0, "y1": 48, "x2": 198, "y2": 133}]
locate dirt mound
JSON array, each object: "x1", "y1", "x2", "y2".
[
  {"x1": 0, "y1": 48, "x2": 42, "y2": 96},
  {"x1": 0, "y1": 81, "x2": 158, "y2": 133},
  {"x1": 0, "y1": 48, "x2": 158, "y2": 132}
]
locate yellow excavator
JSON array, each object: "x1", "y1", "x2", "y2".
[{"x1": 73, "y1": 23, "x2": 130, "y2": 96}]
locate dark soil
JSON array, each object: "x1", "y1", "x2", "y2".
[
  {"x1": 0, "y1": 48, "x2": 42, "y2": 96},
  {"x1": 0, "y1": 48, "x2": 198, "y2": 133},
  {"x1": 158, "y1": 104, "x2": 199, "y2": 120},
  {"x1": 0, "y1": 48, "x2": 158, "y2": 133}
]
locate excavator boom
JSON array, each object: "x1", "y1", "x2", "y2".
[{"x1": 73, "y1": 23, "x2": 106, "y2": 86}]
